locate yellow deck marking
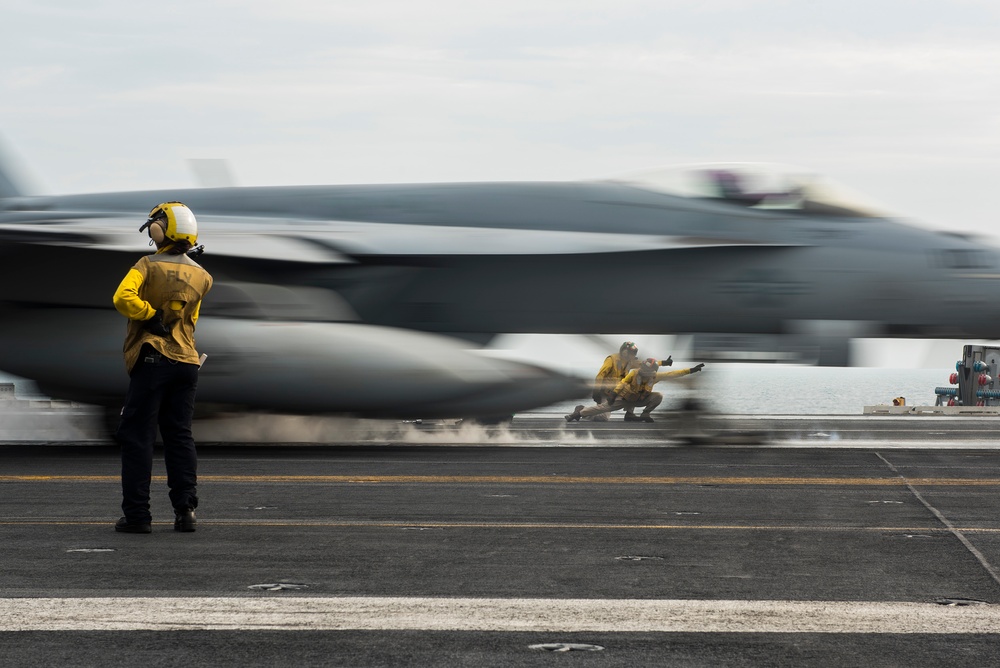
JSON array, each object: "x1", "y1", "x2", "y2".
[{"x1": 4, "y1": 474, "x2": 1000, "y2": 486}]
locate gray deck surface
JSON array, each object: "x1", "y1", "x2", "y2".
[{"x1": 4, "y1": 413, "x2": 1000, "y2": 666}]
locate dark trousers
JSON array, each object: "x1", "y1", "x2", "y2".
[{"x1": 116, "y1": 348, "x2": 200, "y2": 523}]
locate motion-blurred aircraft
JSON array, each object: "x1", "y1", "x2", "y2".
[{"x1": 2, "y1": 154, "x2": 999, "y2": 417}]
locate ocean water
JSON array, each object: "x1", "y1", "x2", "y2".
[{"x1": 547, "y1": 365, "x2": 953, "y2": 416}]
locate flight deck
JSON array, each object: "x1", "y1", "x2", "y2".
[{"x1": 3, "y1": 415, "x2": 1000, "y2": 666}]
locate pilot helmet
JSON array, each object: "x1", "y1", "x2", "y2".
[
  {"x1": 141, "y1": 202, "x2": 198, "y2": 247},
  {"x1": 620, "y1": 341, "x2": 638, "y2": 357},
  {"x1": 639, "y1": 357, "x2": 659, "y2": 377}
]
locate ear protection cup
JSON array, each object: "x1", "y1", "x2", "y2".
[{"x1": 148, "y1": 221, "x2": 166, "y2": 244}]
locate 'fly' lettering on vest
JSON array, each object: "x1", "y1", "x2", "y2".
[{"x1": 165, "y1": 269, "x2": 193, "y2": 285}]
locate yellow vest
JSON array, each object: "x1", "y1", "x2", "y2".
[
  {"x1": 114, "y1": 252, "x2": 213, "y2": 374},
  {"x1": 594, "y1": 353, "x2": 638, "y2": 394}
]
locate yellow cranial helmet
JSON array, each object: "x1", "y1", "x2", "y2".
[{"x1": 143, "y1": 201, "x2": 198, "y2": 246}]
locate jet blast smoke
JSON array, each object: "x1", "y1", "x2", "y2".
[
  {"x1": 192, "y1": 414, "x2": 547, "y2": 445},
  {"x1": 0, "y1": 404, "x2": 102, "y2": 442}
]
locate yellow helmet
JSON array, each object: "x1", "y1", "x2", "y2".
[{"x1": 142, "y1": 201, "x2": 198, "y2": 247}]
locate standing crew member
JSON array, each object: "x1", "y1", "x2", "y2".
[
  {"x1": 567, "y1": 358, "x2": 704, "y2": 423},
  {"x1": 112, "y1": 202, "x2": 213, "y2": 534}
]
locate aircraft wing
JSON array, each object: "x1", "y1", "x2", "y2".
[
  {"x1": 0, "y1": 213, "x2": 807, "y2": 265},
  {"x1": 0, "y1": 216, "x2": 353, "y2": 264}
]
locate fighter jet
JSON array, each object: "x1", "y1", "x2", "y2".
[{"x1": 1, "y1": 154, "x2": 999, "y2": 417}]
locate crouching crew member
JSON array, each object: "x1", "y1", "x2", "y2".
[
  {"x1": 567, "y1": 358, "x2": 704, "y2": 423},
  {"x1": 112, "y1": 202, "x2": 213, "y2": 534},
  {"x1": 591, "y1": 341, "x2": 642, "y2": 422},
  {"x1": 592, "y1": 342, "x2": 674, "y2": 421}
]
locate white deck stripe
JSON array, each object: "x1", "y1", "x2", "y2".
[{"x1": 2, "y1": 597, "x2": 1000, "y2": 633}]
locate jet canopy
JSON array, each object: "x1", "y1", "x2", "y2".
[{"x1": 611, "y1": 163, "x2": 889, "y2": 218}]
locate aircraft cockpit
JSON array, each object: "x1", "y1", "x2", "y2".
[{"x1": 611, "y1": 163, "x2": 889, "y2": 218}]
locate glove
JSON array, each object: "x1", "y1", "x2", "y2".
[
  {"x1": 143, "y1": 309, "x2": 170, "y2": 337},
  {"x1": 691, "y1": 363, "x2": 705, "y2": 373},
  {"x1": 660, "y1": 356, "x2": 673, "y2": 367},
  {"x1": 592, "y1": 392, "x2": 603, "y2": 403}
]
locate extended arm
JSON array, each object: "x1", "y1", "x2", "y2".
[{"x1": 654, "y1": 363, "x2": 705, "y2": 382}]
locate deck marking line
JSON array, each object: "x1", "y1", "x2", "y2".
[
  {"x1": 3, "y1": 597, "x2": 1000, "y2": 633},
  {"x1": 6, "y1": 474, "x2": 1000, "y2": 486},
  {"x1": 1, "y1": 520, "x2": 992, "y2": 532},
  {"x1": 877, "y1": 452, "x2": 1000, "y2": 591}
]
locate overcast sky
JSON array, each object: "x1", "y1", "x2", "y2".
[{"x1": 2, "y1": 1, "x2": 999, "y2": 233}]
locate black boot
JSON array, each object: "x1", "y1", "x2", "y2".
[
  {"x1": 564, "y1": 405, "x2": 584, "y2": 422},
  {"x1": 174, "y1": 508, "x2": 197, "y2": 532},
  {"x1": 115, "y1": 517, "x2": 151, "y2": 534}
]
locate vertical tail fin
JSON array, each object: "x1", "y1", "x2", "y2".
[
  {"x1": 0, "y1": 137, "x2": 28, "y2": 199},
  {"x1": 0, "y1": 167, "x2": 23, "y2": 199}
]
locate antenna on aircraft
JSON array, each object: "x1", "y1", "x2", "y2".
[{"x1": 187, "y1": 158, "x2": 237, "y2": 188}]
